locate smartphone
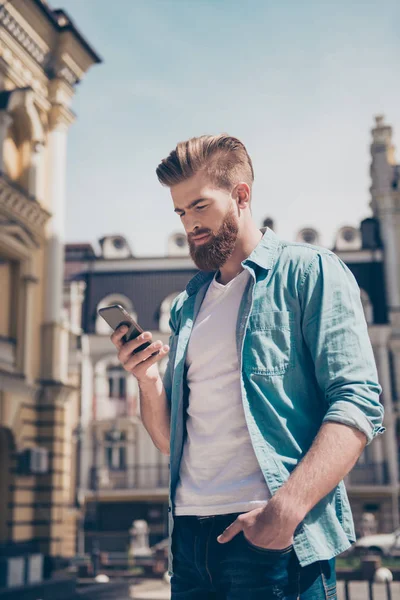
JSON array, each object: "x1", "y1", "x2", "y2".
[{"x1": 98, "y1": 304, "x2": 154, "y2": 355}]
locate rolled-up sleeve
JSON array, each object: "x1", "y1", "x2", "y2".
[{"x1": 299, "y1": 251, "x2": 385, "y2": 445}]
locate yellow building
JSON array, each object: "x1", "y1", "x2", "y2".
[{"x1": 0, "y1": 0, "x2": 100, "y2": 583}]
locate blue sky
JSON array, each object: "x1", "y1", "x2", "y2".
[{"x1": 60, "y1": 0, "x2": 400, "y2": 256}]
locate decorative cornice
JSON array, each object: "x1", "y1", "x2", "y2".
[
  {"x1": 0, "y1": 5, "x2": 47, "y2": 67},
  {"x1": 0, "y1": 5, "x2": 82, "y2": 88},
  {"x1": 0, "y1": 172, "x2": 51, "y2": 241}
]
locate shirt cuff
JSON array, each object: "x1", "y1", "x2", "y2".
[{"x1": 322, "y1": 400, "x2": 386, "y2": 445}]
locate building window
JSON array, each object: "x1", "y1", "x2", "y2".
[
  {"x1": 107, "y1": 368, "x2": 127, "y2": 400},
  {"x1": 104, "y1": 429, "x2": 127, "y2": 471},
  {"x1": 0, "y1": 258, "x2": 17, "y2": 340},
  {"x1": 0, "y1": 257, "x2": 19, "y2": 371},
  {"x1": 106, "y1": 364, "x2": 129, "y2": 418}
]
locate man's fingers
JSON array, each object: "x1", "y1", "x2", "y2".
[
  {"x1": 110, "y1": 325, "x2": 128, "y2": 350},
  {"x1": 117, "y1": 332, "x2": 152, "y2": 362},
  {"x1": 217, "y1": 518, "x2": 243, "y2": 544},
  {"x1": 123, "y1": 342, "x2": 169, "y2": 372},
  {"x1": 141, "y1": 345, "x2": 170, "y2": 368}
]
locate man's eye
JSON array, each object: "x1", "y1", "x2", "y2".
[{"x1": 196, "y1": 205, "x2": 206, "y2": 211}]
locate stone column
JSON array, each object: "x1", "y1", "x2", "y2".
[
  {"x1": 41, "y1": 105, "x2": 74, "y2": 382},
  {"x1": 44, "y1": 106, "x2": 70, "y2": 324},
  {"x1": 20, "y1": 258, "x2": 39, "y2": 384}
]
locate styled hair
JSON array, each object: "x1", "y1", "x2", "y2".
[{"x1": 156, "y1": 134, "x2": 254, "y2": 192}]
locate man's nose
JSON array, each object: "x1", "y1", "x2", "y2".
[{"x1": 184, "y1": 217, "x2": 201, "y2": 235}]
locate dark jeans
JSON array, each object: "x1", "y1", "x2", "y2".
[{"x1": 171, "y1": 513, "x2": 337, "y2": 599}]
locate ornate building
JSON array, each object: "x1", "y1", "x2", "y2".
[{"x1": 0, "y1": 0, "x2": 100, "y2": 589}]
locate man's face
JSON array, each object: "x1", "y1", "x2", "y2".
[{"x1": 171, "y1": 172, "x2": 239, "y2": 271}]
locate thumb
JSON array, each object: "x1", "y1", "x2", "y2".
[{"x1": 217, "y1": 518, "x2": 243, "y2": 544}]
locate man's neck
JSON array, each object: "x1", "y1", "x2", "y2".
[
  {"x1": 217, "y1": 227, "x2": 263, "y2": 285},
  {"x1": 215, "y1": 268, "x2": 244, "y2": 286}
]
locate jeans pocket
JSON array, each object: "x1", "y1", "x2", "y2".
[{"x1": 241, "y1": 532, "x2": 294, "y2": 556}]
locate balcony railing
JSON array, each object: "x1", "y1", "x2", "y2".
[
  {"x1": 0, "y1": 171, "x2": 50, "y2": 240},
  {"x1": 89, "y1": 465, "x2": 169, "y2": 491},
  {"x1": 348, "y1": 461, "x2": 389, "y2": 486}
]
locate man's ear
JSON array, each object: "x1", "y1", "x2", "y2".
[{"x1": 236, "y1": 183, "x2": 251, "y2": 209}]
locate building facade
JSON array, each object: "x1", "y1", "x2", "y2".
[
  {"x1": 65, "y1": 117, "x2": 400, "y2": 556},
  {"x1": 0, "y1": 0, "x2": 100, "y2": 587},
  {"x1": 64, "y1": 233, "x2": 194, "y2": 553}
]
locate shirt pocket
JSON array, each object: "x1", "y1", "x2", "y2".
[{"x1": 243, "y1": 310, "x2": 296, "y2": 376}]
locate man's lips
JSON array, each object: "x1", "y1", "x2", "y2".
[{"x1": 191, "y1": 234, "x2": 211, "y2": 245}]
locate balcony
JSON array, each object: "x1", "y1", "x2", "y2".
[
  {"x1": 0, "y1": 171, "x2": 50, "y2": 243},
  {"x1": 88, "y1": 465, "x2": 169, "y2": 491},
  {"x1": 348, "y1": 461, "x2": 390, "y2": 486}
]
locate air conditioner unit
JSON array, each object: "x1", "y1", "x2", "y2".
[
  {"x1": 334, "y1": 226, "x2": 362, "y2": 251},
  {"x1": 167, "y1": 233, "x2": 189, "y2": 256},
  {"x1": 99, "y1": 235, "x2": 132, "y2": 259},
  {"x1": 18, "y1": 448, "x2": 49, "y2": 475},
  {"x1": 296, "y1": 228, "x2": 320, "y2": 245}
]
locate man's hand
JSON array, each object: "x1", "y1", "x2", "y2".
[
  {"x1": 217, "y1": 501, "x2": 300, "y2": 550},
  {"x1": 110, "y1": 325, "x2": 170, "y2": 384},
  {"x1": 111, "y1": 325, "x2": 171, "y2": 455}
]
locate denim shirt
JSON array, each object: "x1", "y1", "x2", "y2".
[{"x1": 163, "y1": 227, "x2": 385, "y2": 573}]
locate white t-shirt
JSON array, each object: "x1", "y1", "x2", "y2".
[{"x1": 174, "y1": 268, "x2": 271, "y2": 516}]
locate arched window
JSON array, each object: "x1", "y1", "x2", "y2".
[
  {"x1": 360, "y1": 289, "x2": 373, "y2": 325},
  {"x1": 95, "y1": 293, "x2": 137, "y2": 334},
  {"x1": 159, "y1": 292, "x2": 181, "y2": 334}
]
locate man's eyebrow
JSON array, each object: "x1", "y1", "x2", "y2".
[{"x1": 174, "y1": 198, "x2": 208, "y2": 213}]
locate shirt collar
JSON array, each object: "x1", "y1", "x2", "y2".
[
  {"x1": 242, "y1": 226, "x2": 280, "y2": 270},
  {"x1": 185, "y1": 227, "x2": 281, "y2": 297}
]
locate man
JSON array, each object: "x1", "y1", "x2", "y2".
[{"x1": 111, "y1": 135, "x2": 385, "y2": 599}]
